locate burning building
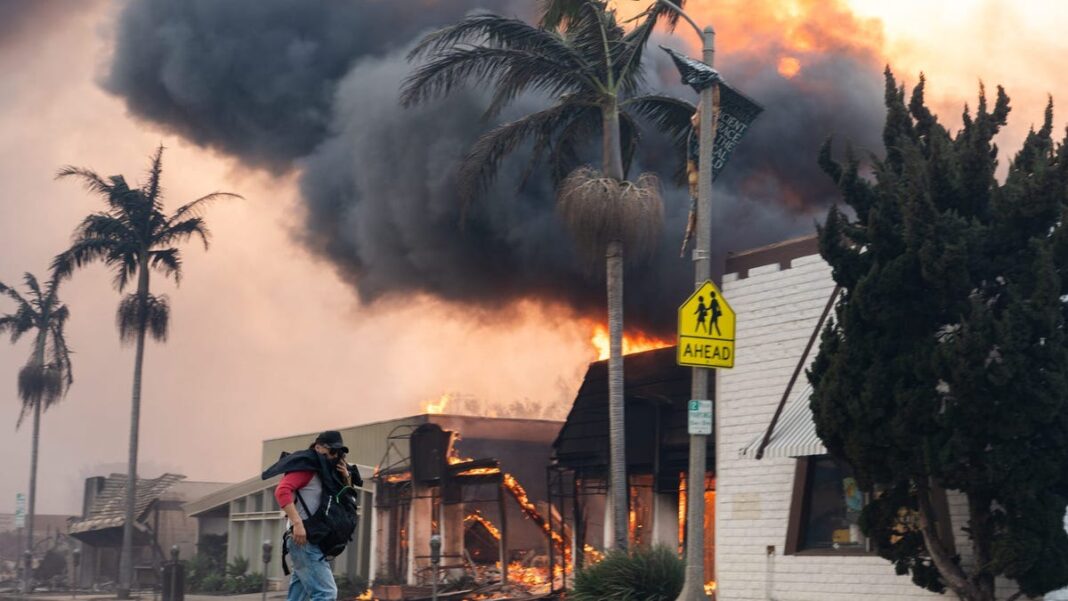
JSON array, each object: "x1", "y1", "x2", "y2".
[
  {"x1": 183, "y1": 414, "x2": 561, "y2": 596},
  {"x1": 371, "y1": 416, "x2": 563, "y2": 599},
  {"x1": 548, "y1": 346, "x2": 717, "y2": 590}
]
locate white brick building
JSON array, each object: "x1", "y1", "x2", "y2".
[{"x1": 716, "y1": 234, "x2": 1066, "y2": 601}]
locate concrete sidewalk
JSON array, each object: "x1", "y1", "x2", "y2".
[{"x1": 0, "y1": 593, "x2": 289, "y2": 601}]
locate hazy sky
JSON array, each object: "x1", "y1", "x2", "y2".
[{"x1": 3, "y1": 0, "x2": 1068, "y2": 514}]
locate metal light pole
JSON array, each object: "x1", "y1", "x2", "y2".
[
  {"x1": 656, "y1": 2, "x2": 718, "y2": 599},
  {"x1": 680, "y1": 30, "x2": 717, "y2": 601}
]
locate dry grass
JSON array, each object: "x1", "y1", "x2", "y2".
[{"x1": 557, "y1": 166, "x2": 663, "y2": 264}]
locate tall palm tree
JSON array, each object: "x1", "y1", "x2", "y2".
[
  {"x1": 0, "y1": 273, "x2": 73, "y2": 593},
  {"x1": 402, "y1": 0, "x2": 691, "y2": 550},
  {"x1": 53, "y1": 147, "x2": 238, "y2": 598}
]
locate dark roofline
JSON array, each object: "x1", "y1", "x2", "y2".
[
  {"x1": 725, "y1": 234, "x2": 819, "y2": 279},
  {"x1": 261, "y1": 414, "x2": 561, "y2": 444}
]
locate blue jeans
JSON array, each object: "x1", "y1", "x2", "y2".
[{"x1": 286, "y1": 535, "x2": 337, "y2": 601}]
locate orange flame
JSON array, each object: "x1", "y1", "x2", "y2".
[
  {"x1": 583, "y1": 544, "x2": 604, "y2": 564},
  {"x1": 590, "y1": 324, "x2": 672, "y2": 361},
  {"x1": 465, "y1": 510, "x2": 503, "y2": 541},
  {"x1": 777, "y1": 55, "x2": 802, "y2": 78},
  {"x1": 502, "y1": 473, "x2": 571, "y2": 563},
  {"x1": 705, "y1": 581, "x2": 718, "y2": 594},
  {"x1": 424, "y1": 393, "x2": 451, "y2": 414},
  {"x1": 509, "y1": 561, "x2": 549, "y2": 587}
]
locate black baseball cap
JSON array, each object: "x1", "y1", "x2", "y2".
[{"x1": 315, "y1": 430, "x2": 349, "y2": 454}]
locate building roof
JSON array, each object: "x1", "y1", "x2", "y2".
[
  {"x1": 183, "y1": 474, "x2": 281, "y2": 517},
  {"x1": 552, "y1": 347, "x2": 713, "y2": 489},
  {"x1": 725, "y1": 233, "x2": 819, "y2": 279},
  {"x1": 69, "y1": 473, "x2": 185, "y2": 536}
]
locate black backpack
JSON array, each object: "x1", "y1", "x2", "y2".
[{"x1": 295, "y1": 481, "x2": 359, "y2": 558}]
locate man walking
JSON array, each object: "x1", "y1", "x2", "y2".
[{"x1": 264, "y1": 431, "x2": 358, "y2": 601}]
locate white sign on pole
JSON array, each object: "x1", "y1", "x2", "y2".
[
  {"x1": 14, "y1": 493, "x2": 26, "y2": 528},
  {"x1": 687, "y1": 400, "x2": 713, "y2": 435}
]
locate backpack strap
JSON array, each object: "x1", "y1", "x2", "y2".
[{"x1": 294, "y1": 489, "x2": 313, "y2": 517}]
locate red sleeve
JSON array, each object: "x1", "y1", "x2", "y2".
[{"x1": 274, "y1": 471, "x2": 315, "y2": 507}]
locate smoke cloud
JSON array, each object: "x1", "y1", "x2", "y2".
[
  {"x1": 0, "y1": 0, "x2": 97, "y2": 50},
  {"x1": 104, "y1": 0, "x2": 886, "y2": 335}
]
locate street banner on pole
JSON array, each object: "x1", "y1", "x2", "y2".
[{"x1": 660, "y1": 46, "x2": 763, "y2": 181}]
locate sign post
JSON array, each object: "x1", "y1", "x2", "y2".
[{"x1": 660, "y1": 5, "x2": 759, "y2": 599}]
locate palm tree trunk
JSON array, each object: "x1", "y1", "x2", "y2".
[
  {"x1": 602, "y1": 98, "x2": 628, "y2": 551},
  {"x1": 21, "y1": 334, "x2": 46, "y2": 594},
  {"x1": 117, "y1": 261, "x2": 150, "y2": 599}
]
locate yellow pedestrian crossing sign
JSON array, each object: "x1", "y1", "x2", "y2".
[{"x1": 678, "y1": 280, "x2": 735, "y2": 368}]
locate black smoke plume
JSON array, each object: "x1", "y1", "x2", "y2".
[{"x1": 104, "y1": 0, "x2": 885, "y2": 335}]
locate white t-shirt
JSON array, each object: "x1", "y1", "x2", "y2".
[{"x1": 288, "y1": 473, "x2": 322, "y2": 528}]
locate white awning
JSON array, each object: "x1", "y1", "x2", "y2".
[{"x1": 740, "y1": 384, "x2": 827, "y2": 459}]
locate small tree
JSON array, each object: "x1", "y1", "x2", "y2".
[{"x1": 810, "y1": 69, "x2": 1068, "y2": 601}]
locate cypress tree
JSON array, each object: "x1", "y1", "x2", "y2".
[{"x1": 810, "y1": 68, "x2": 1068, "y2": 601}]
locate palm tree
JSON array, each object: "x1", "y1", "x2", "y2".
[
  {"x1": 53, "y1": 147, "x2": 238, "y2": 598},
  {"x1": 0, "y1": 273, "x2": 73, "y2": 593},
  {"x1": 401, "y1": 0, "x2": 691, "y2": 550}
]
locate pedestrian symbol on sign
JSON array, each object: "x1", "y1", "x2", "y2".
[{"x1": 677, "y1": 280, "x2": 735, "y2": 368}]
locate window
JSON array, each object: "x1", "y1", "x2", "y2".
[{"x1": 785, "y1": 455, "x2": 869, "y2": 555}]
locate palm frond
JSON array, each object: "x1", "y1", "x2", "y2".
[
  {"x1": 411, "y1": 14, "x2": 580, "y2": 65},
  {"x1": 55, "y1": 166, "x2": 114, "y2": 197},
  {"x1": 154, "y1": 217, "x2": 209, "y2": 250},
  {"x1": 540, "y1": 0, "x2": 608, "y2": 31},
  {"x1": 618, "y1": 111, "x2": 642, "y2": 178},
  {"x1": 623, "y1": 94, "x2": 695, "y2": 144},
  {"x1": 643, "y1": 0, "x2": 688, "y2": 31},
  {"x1": 168, "y1": 192, "x2": 241, "y2": 224},
  {"x1": 149, "y1": 249, "x2": 183, "y2": 284},
  {"x1": 623, "y1": 94, "x2": 695, "y2": 182},
  {"x1": 458, "y1": 101, "x2": 592, "y2": 203},
  {"x1": 6, "y1": 305, "x2": 36, "y2": 343},
  {"x1": 48, "y1": 316, "x2": 74, "y2": 392},
  {"x1": 614, "y1": 10, "x2": 661, "y2": 94},
  {"x1": 73, "y1": 213, "x2": 134, "y2": 246},
  {"x1": 51, "y1": 236, "x2": 125, "y2": 282},
  {"x1": 110, "y1": 251, "x2": 140, "y2": 292},
  {"x1": 565, "y1": 1, "x2": 624, "y2": 82},
  {"x1": 401, "y1": 47, "x2": 590, "y2": 108},
  {"x1": 144, "y1": 145, "x2": 166, "y2": 210},
  {"x1": 0, "y1": 279, "x2": 29, "y2": 309},
  {"x1": 117, "y1": 293, "x2": 170, "y2": 344},
  {"x1": 22, "y1": 273, "x2": 42, "y2": 301},
  {"x1": 17, "y1": 362, "x2": 64, "y2": 428},
  {"x1": 551, "y1": 107, "x2": 601, "y2": 183}
]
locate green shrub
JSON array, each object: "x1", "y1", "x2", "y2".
[
  {"x1": 184, "y1": 553, "x2": 226, "y2": 593},
  {"x1": 197, "y1": 573, "x2": 225, "y2": 593},
  {"x1": 222, "y1": 571, "x2": 264, "y2": 594},
  {"x1": 227, "y1": 556, "x2": 250, "y2": 577},
  {"x1": 570, "y1": 546, "x2": 684, "y2": 601}
]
